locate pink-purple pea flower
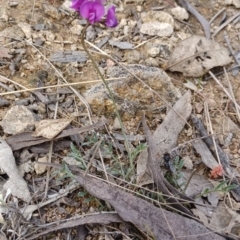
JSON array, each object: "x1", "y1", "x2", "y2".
[
  {"x1": 105, "y1": 6, "x2": 118, "y2": 27},
  {"x1": 71, "y1": 0, "x2": 118, "y2": 27}
]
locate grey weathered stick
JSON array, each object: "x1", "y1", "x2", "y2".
[
  {"x1": 191, "y1": 114, "x2": 240, "y2": 197},
  {"x1": 178, "y1": 0, "x2": 211, "y2": 39}
]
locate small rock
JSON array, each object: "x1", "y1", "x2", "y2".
[
  {"x1": 0, "y1": 26, "x2": 25, "y2": 43},
  {"x1": 141, "y1": 11, "x2": 174, "y2": 27},
  {"x1": 34, "y1": 156, "x2": 48, "y2": 174},
  {"x1": 45, "y1": 31, "x2": 55, "y2": 41},
  {"x1": 9, "y1": 1, "x2": 19, "y2": 7},
  {"x1": 183, "y1": 156, "x2": 193, "y2": 169},
  {"x1": 1, "y1": 105, "x2": 35, "y2": 134},
  {"x1": 225, "y1": 0, "x2": 240, "y2": 8},
  {"x1": 112, "y1": 117, "x2": 121, "y2": 130},
  {"x1": 18, "y1": 22, "x2": 31, "y2": 39},
  {"x1": 147, "y1": 47, "x2": 160, "y2": 58},
  {"x1": 60, "y1": 0, "x2": 74, "y2": 13},
  {"x1": 0, "y1": 7, "x2": 8, "y2": 21},
  {"x1": 124, "y1": 50, "x2": 141, "y2": 63},
  {"x1": 140, "y1": 22, "x2": 173, "y2": 37},
  {"x1": 70, "y1": 24, "x2": 83, "y2": 35},
  {"x1": 42, "y1": 4, "x2": 61, "y2": 20},
  {"x1": 33, "y1": 23, "x2": 45, "y2": 31},
  {"x1": 0, "y1": 98, "x2": 10, "y2": 107},
  {"x1": 145, "y1": 57, "x2": 159, "y2": 67},
  {"x1": 109, "y1": 40, "x2": 133, "y2": 50},
  {"x1": 49, "y1": 51, "x2": 88, "y2": 63},
  {"x1": 171, "y1": 6, "x2": 189, "y2": 21}
]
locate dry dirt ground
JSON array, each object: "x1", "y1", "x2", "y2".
[{"x1": 1, "y1": 0, "x2": 240, "y2": 239}]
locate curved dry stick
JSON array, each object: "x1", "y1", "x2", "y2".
[{"x1": 178, "y1": 0, "x2": 211, "y2": 39}]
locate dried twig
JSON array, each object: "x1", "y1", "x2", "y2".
[
  {"x1": 177, "y1": 0, "x2": 211, "y2": 39},
  {"x1": 212, "y1": 12, "x2": 240, "y2": 37}
]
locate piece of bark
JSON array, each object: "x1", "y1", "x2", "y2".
[
  {"x1": 191, "y1": 114, "x2": 240, "y2": 197},
  {"x1": 53, "y1": 164, "x2": 225, "y2": 240},
  {"x1": 25, "y1": 212, "x2": 122, "y2": 240},
  {"x1": 6, "y1": 117, "x2": 108, "y2": 151}
]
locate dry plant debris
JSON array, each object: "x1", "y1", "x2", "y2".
[
  {"x1": 1, "y1": 0, "x2": 240, "y2": 239},
  {"x1": 168, "y1": 35, "x2": 232, "y2": 77}
]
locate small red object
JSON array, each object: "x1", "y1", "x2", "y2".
[{"x1": 209, "y1": 165, "x2": 224, "y2": 179}]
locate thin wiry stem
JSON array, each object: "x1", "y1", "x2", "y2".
[{"x1": 81, "y1": 24, "x2": 134, "y2": 179}]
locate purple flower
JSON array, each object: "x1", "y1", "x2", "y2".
[
  {"x1": 71, "y1": 0, "x2": 118, "y2": 27},
  {"x1": 105, "y1": 6, "x2": 118, "y2": 28},
  {"x1": 71, "y1": 0, "x2": 86, "y2": 10},
  {"x1": 71, "y1": 0, "x2": 105, "y2": 10},
  {"x1": 80, "y1": 1, "x2": 105, "y2": 24}
]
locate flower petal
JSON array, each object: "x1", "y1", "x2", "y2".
[
  {"x1": 80, "y1": 1, "x2": 105, "y2": 24},
  {"x1": 105, "y1": 6, "x2": 118, "y2": 28},
  {"x1": 71, "y1": 0, "x2": 86, "y2": 10}
]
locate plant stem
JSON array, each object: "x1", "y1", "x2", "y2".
[{"x1": 81, "y1": 25, "x2": 134, "y2": 179}]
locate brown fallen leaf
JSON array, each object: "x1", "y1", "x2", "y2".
[
  {"x1": 168, "y1": 35, "x2": 232, "y2": 77},
  {"x1": 40, "y1": 163, "x2": 226, "y2": 240},
  {"x1": 6, "y1": 117, "x2": 109, "y2": 151},
  {"x1": 137, "y1": 90, "x2": 192, "y2": 186},
  {"x1": 32, "y1": 118, "x2": 72, "y2": 139}
]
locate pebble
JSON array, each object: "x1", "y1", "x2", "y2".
[
  {"x1": 70, "y1": 24, "x2": 83, "y2": 35},
  {"x1": 109, "y1": 40, "x2": 133, "y2": 50},
  {"x1": 141, "y1": 11, "x2": 174, "y2": 27},
  {"x1": 1, "y1": 105, "x2": 36, "y2": 134},
  {"x1": 0, "y1": 98, "x2": 10, "y2": 107},
  {"x1": 147, "y1": 47, "x2": 160, "y2": 58},
  {"x1": 140, "y1": 22, "x2": 173, "y2": 37},
  {"x1": 9, "y1": 1, "x2": 19, "y2": 7},
  {"x1": 42, "y1": 4, "x2": 61, "y2": 20},
  {"x1": 0, "y1": 7, "x2": 8, "y2": 21},
  {"x1": 171, "y1": 6, "x2": 189, "y2": 21},
  {"x1": 124, "y1": 50, "x2": 141, "y2": 63},
  {"x1": 225, "y1": 0, "x2": 240, "y2": 8}
]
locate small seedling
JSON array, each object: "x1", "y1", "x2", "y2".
[
  {"x1": 195, "y1": 180, "x2": 238, "y2": 199},
  {"x1": 165, "y1": 155, "x2": 185, "y2": 188}
]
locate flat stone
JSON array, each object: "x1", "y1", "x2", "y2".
[
  {"x1": 49, "y1": 51, "x2": 88, "y2": 63},
  {"x1": 1, "y1": 105, "x2": 35, "y2": 134},
  {"x1": 84, "y1": 64, "x2": 181, "y2": 116},
  {"x1": 141, "y1": 11, "x2": 174, "y2": 27},
  {"x1": 42, "y1": 4, "x2": 61, "y2": 20},
  {"x1": 0, "y1": 7, "x2": 8, "y2": 21},
  {"x1": 140, "y1": 22, "x2": 173, "y2": 37},
  {"x1": 109, "y1": 40, "x2": 133, "y2": 49},
  {"x1": 171, "y1": 6, "x2": 189, "y2": 21},
  {"x1": 225, "y1": 0, "x2": 240, "y2": 8},
  {"x1": 70, "y1": 24, "x2": 83, "y2": 35},
  {"x1": 0, "y1": 26, "x2": 25, "y2": 43},
  {"x1": 0, "y1": 98, "x2": 10, "y2": 107}
]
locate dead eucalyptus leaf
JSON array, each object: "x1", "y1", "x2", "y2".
[
  {"x1": 32, "y1": 119, "x2": 72, "y2": 139},
  {"x1": 168, "y1": 35, "x2": 232, "y2": 77}
]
